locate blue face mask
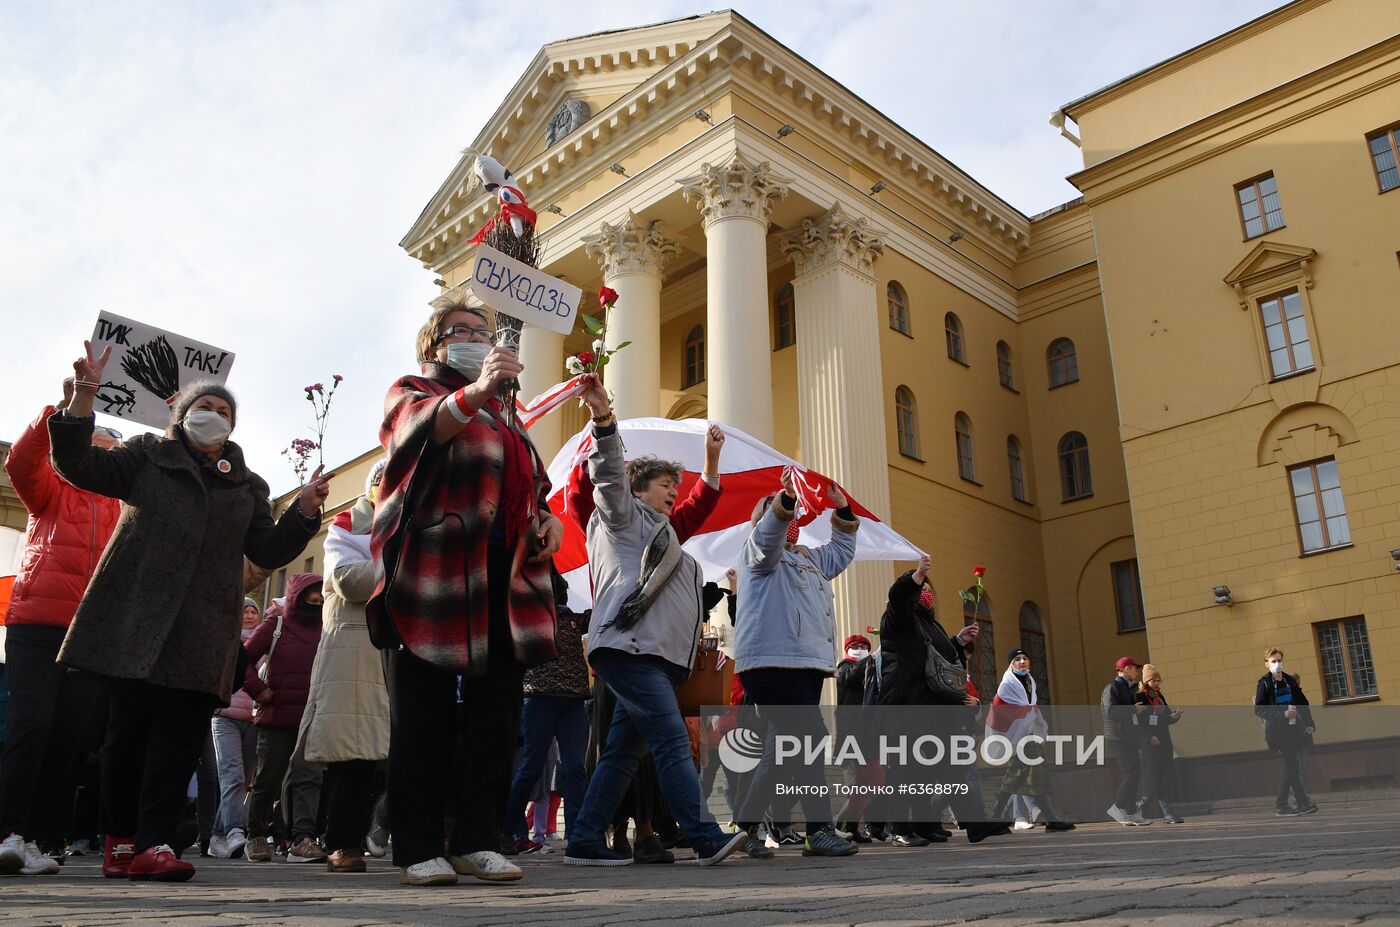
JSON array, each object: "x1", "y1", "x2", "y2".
[{"x1": 1012, "y1": 667, "x2": 1030, "y2": 677}]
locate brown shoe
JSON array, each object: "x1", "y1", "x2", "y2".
[
  {"x1": 326, "y1": 849, "x2": 366, "y2": 873},
  {"x1": 244, "y1": 838, "x2": 272, "y2": 862},
  {"x1": 286, "y1": 837, "x2": 328, "y2": 864}
]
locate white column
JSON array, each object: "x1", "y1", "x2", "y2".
[
  {"x1": 679, "y1": 154, "x2": 790, "y2": 443},
  {"x1": 582, "y1": 212, "x2": 679, "y2": 421},
  {"x1": 782, "y1": 205, "x2": 894, "y2": 648},
  {"x1": 517, "y1": 325, "x2": 566, "y2": 460}
]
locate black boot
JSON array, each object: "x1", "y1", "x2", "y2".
[
  {"x1": 966, "y1": 821, "x2": 1013, "y2": 843},
  {"x1": 1037, "y1": 796, "x2": 1077, "y2": 832}
]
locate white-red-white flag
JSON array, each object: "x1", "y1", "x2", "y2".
[{"x1": 545, "y1": 417, "x2": 922, "y2": 607}]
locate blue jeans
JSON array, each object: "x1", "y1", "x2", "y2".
[
  {"x1": 572, "y1": 649, "x2": 724, "y2": 849},
  {"x1": 504, "y1": 695, "x2": 588, "y2": 840},
  {"x1": 210, "y1": 715, "x2": 256, "y2": 836}
]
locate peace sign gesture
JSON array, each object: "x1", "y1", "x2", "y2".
[{"x1": 74, "y1": 340, "x2": 112, "y2": 393}]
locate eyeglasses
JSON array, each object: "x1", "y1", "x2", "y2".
[
  {"x1": 96, "y1": 427, "x2": 123, "y2": 440},
  {"x1": 437, "y1": 324, "x2": 496, "y2": 344}
]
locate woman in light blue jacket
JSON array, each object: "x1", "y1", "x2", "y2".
[{"x1": 732, "y1": 470, "x2": 860, "y2": 859}]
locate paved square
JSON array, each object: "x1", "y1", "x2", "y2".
[{"x1": 5, "y1": 799, "x2": 1398, "y2": 927}]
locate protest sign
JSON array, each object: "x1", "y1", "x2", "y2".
[
  {"x1": 88, "y1": 311, "x2": 236, "y2": 428},
  {"x1": 466, "y1": 244, "x2": 580, "y2": 336}
]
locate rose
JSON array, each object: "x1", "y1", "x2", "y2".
[
  {"x1": 973, "y1": 565, "x2": 986, "y2": 577},
  {"x1": 598, "y1": 286, "x2": 619, "y2": 307},
  {"x1": 576, "y1": 350, "x2": 596, "y2": 366}
]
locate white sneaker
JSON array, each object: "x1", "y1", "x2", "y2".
[
  {"x1": 762, "y1": 826, "x2": 780, "y2": 849},
  {"x1": 21, "y1": 841, "x2": 60, "y2": 875},
  {"x1": 1027, "y1": 801, "x2": 1043, "y2": 824},
  {"x1": 1013, "y1": 817, "x2": 1035, "y2": 831},
  {"x1": 208, "y1": 835, "x2": 227, "y2": 859},
  {"x1": 448, "y1": 850, "x2": 523, "y2": 882},
  {"x1": 365, "y1": 830, "x2": 389, "y2": 858},
  {"x1": 400, "y1": 856, "x2": 457, "y2": 886},
  {"x1": 833, "y1": 826, "x2": 853, "y2": 839},
  {"x1": 1106, "y1": 805, "x2": 1133, "y2": 825},
  {"x1": 1127, "y1": 812, "x2": 1153, "y2": 826},
  {"x1": 222, "y1": 828, "x2": 248, "y2": 859},
  {"x1": 0, "y1": 834, "x2": 25, "y2": 875}
]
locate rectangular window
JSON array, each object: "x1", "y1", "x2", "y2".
[
  {"x1": 1236, "y1": 173, "x2": 1285, "y2": 239},
  {"x1": 276, "y1": 569, "x2": 288, "y2": 597},
  {"x1": 1111, "y1": 559, "x2": 1145, "y2": 632},
  {"x1": 1315, "y1": 616, "x2": 1378, "y2": 701},
  {"x1": 304, "y1": 556, "x2": 315, "y2": 574},
  {"x1": 1288, "y1": 458, "x2": 1351, "y2": 554},
  {"x1": 972, "y1": 618, "x2": 995, "y2": 707},
  {"x1": 1259, "y1": 289, "x2": 1314, "y2": 378},
  {"x1": 1367, "y1": 123, "x2": 1400, "y2": 192}
]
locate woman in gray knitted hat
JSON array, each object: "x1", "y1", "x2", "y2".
[{"x1": 45, "y1": 342, "x2": 332, "y2": 882}]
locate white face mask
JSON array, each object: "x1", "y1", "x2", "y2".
[
  {"x1": 847, "y1": 648, "x2": 869, "y2": 661},
  {"x1": 183, "y1": 409, "x2": 232, "y2": 448},
  {"x1": 1269, "y1": 661, "x2": 1283, "y2": 674},
  {"x1": 445, "y1": 342, "x2": 492, "y2": 381},
  {"x1": 1012, "y1": 667, "x2": 1030, "y2": 677}
]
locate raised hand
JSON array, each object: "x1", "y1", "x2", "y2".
[
  {"x1": 580, "y1": 373, "x2": 611, "y2": 416},
  {"x1": 780, "y1": 467, "x2": 797, "y2": 499},
  {"x1": 297, "y1": 464, "x2": 334, "y2": 517},
  {"x1": 913, "y1": 553, "x2": 932, "y2": 584},
  {"x1": 828, "y1": 482, "x2": 848, "y2": 510},
  {"x1": 478, "y1": 346, "x2": 524, "y2": 391},
  {"x1": 73, "y1": 341, "x2": 112, "y2": 393}
]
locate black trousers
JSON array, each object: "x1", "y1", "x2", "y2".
[
  {"x1": 1109, "y1": 739, "x2": 1143, "y2": 810},
  {"x1": 1277, "y1": 745, "x2": 1311, "y2": 809},
  {"x1": 101, "y1": 679, "x2": 216, "y2": 852},
  {"x1": 196, "y1": 730, "x2": 220, "y2": 843},
  {"x1": 323, "y1": 759, "x2": 376, "y2": 853},
  {"x1": 0, "y1": 624, "x2": 104, "y2": 845},
  {"x1": 734, "y1": 668, "x2": 832, "y2": 832}
]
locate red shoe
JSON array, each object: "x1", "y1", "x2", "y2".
[
  {"x1": 103, "y1": 837, "x2": 136, "y2": 879},
  {"x1": 127, "y1": 844, "x2": 195, "y2": 882}
]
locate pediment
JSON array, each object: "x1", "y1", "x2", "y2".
[{"x1": 1223, "y1": 240, "x2": 1317, "y2": 290}]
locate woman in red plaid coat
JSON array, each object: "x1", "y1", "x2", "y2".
[{"x1": 367, "y1": 294, "x2": 564, "y2": 887}]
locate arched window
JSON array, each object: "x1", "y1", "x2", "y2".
[
  {"x1": 955, "y1": 412, "x2": 975, "y2": 482},
  {"x1": 895, "y1": 386, "x2": 920, "y2": 459},
  {"x1": 1019, "y1": 602, "x2": 1050, "y2": 703},
  {"x1": 887, "y1": 281, "x2": 911, "y2": 335},
  {"x1": 962, "y1": 590, "x2": 994, "y2": 701},
  {"x1": 1007, "y1": 435, "x2": 1028, "y2": 502},
  {"x1": 1058, "y1": 431, "x2": 1093, "y2": 500},
  {"x1": 683, "y1": 325, "x2": 705, "y2": 388},
  {"x1": 996, "y1": 340, "x2": 1015, "y2": 389},
  {"x1": 773, "y1": 283, "x2": 796, "y2": 349},
  {"x1": 1047, "y1": 338, "x2": 1079, "y2": 387},
  {"x1": 944, "y1": 312, "x2": 966, "y2": 363}
]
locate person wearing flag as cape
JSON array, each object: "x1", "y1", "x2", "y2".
[
  {"x1": 563, "y1": 376, "x2": 748, "y2": 868},
  {"x1": 730, "y1": 467, "x2": 861, "y2": 860}
]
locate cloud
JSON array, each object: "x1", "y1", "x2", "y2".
[{"x1": 0, "y1": 0, "x2": 1281, "y2": 492}]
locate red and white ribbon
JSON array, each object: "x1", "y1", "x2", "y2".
[{"x1": 514, "y1": 374, "x2": 588, "y2": 429}]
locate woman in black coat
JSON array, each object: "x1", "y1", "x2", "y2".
[
  {"x1": 878, "y1": 555, "x2": 1009, "y2": 845},
  {"x1": 1134, "y1": 664, "x2": 1184, "y2": 823}
]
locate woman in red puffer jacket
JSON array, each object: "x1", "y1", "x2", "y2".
[
  {"x1": 0, "y1": 394, "x2": 121, "y2": 876},
  {"x1": 240, "y1": 573, "x2": 325, "y2": 862}
]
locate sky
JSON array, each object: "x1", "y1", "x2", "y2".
[{"x1": 0, "y1": 0, "x2": 1286, "y2": 496}]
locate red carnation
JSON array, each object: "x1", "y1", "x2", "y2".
[
  {"x1": 332, "y1": 374, "x2": 343, "y2": 383},
  {"x1": 598, "y1": 286, "x2": 620, "y2": 308},
  {"x1": 973, "y1": 565, "x2": 986, "y2": 577}
]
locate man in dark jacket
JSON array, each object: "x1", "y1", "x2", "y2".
[
  {"x1": 242, "y1": 573, "x2": 325, "y2": 863},
  {"x1": 1101, "y1": 656, "x2": 1150, "y2": 826},
  {"x1": 1253, "y1": 647, "x2": 1318, "y2": 817}
]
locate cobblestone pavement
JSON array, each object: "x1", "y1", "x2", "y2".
[{"x1": 5, "y1": 798, "x2": 1398, "y2": 927}]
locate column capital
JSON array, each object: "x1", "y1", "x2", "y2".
[
  {"x1": 583, "y1": 211, "x2": 681, "y2": 279},
  {"x1": 678, "y1": 153, "x2": 790, "y2": 225},
  {"x1": 781, "y1": 204, "x2": 885, "y2": 277}
]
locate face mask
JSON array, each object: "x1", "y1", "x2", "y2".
[
  {"x1": 1012, "y1": 667, "x2": 1030, "y2": 677},
  {"x1": 183, "y1": 409, "x2": 232, "y2": 448},
  {"x1": 847, "y1": 648, "x2": 869, "y2": 661},
  {"x1": 445, "y1": 342, "x2": 492, "y2": 381},
  {"x1": 1269, "y1": 661, "x2": 1283, "y2": 674}
]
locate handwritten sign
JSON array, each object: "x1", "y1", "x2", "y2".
[
  {"x1": 466, "y1": 244, "x2": 581, "y2": 336},
  {"x1": 89, "y1": 311, "x2": 236, "y2": 429}
]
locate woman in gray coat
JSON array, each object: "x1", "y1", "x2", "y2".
[{"x1": 49, "y1": 343, "x2": 330, "y2": 882}]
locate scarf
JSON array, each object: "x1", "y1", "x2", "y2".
[
  {"x1": 488, "y1": 398, "x2": 537, "y2": 551},
  {"x1": 611, "y1": 504, "x2": 684, "y2": 631}
]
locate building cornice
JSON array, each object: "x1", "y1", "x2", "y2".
[
  {"x1": 1069, "y1": 35, "x2": 1400, "y2": 203},
  {"x1": 402, "y1": 13, "x2": 1030, "y2": 265}
]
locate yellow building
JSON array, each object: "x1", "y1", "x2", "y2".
[
  {"x1": 283, "y1": 0, "x2": 1396, "y2": 711},
  {"x1": 1061, "y1": 0, "x2": 1400, "y2": 706}
]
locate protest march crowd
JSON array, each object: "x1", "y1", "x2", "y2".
[{"x1": 0, "y1": 293, "x2": 1322, "y2": 886}]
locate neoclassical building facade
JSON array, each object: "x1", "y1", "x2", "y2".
[{"x1": 273, "y1": 0, "x2": 1395, "y2": 710}]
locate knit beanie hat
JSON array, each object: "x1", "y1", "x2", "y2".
[
  {"x1": 243, "y1": 597, "x2": 259, "y2": 612},
  {"x1": 167, "y1": 379, "x2": 237, "y2": 436},
  {"x1": 843, "y1": 634, "x2": 871, "y2": 654}
]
